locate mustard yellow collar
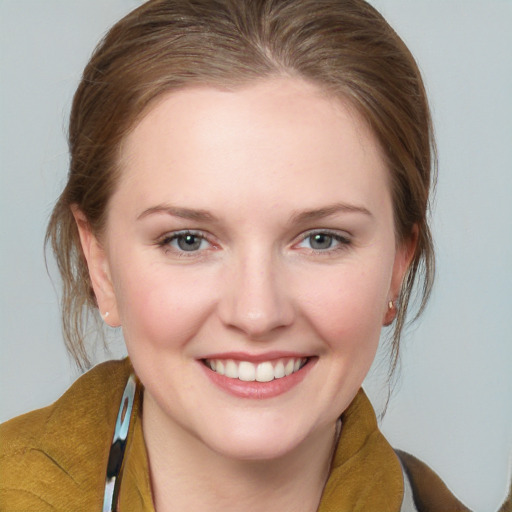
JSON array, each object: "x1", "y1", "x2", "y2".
[{"x1": 121, "y1": 386, "x2": 403, "y2": 511}]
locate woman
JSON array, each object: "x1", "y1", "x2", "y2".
[{"x1": 0, "y1": 0, "x2": 506, "y2": 510}]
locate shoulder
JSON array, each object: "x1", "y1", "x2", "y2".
[
  {"x1": 396, "y1": 450, "x2": 472, "y2": 512},
  {"x1": 0, "y1": 358, "x2": 131, "y2": 511},
  {"x1": 321, "y1": 390, "x2": 474, "y2": 512}
]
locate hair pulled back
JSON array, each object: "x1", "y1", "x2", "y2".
[{"x1": 47, "y1": 0, "x2": 436, "y2": 371}]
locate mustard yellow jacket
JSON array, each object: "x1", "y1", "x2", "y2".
[{"x1": 0, "y1": 359, "x2": 471, "y2": 511}]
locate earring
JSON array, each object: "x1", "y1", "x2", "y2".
[
  {"x1": 102, "y1": 311, "x2": 110, "y2": 319},
  {"x1": 383, "y1": 300, "x2": 397, "y2": 327}
]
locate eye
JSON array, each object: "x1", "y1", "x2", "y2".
[
  {"x1": 159, "y1": 230, "x2": 211, "y2": 253},
  {"x1": 308, "y1": 233, "x2": 335, "y2": 250},
  {"x1": 296, "y1": 231, "x2": 350, "y2": 252}
]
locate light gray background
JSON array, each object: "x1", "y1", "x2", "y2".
[{"x1": 1, "y1": 1, "x2": 511, "y2": 510}]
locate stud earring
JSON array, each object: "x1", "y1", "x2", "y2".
[
  {"x1": 383, "y1": 300, "x2": 397, "y2": 327},
  {"x1": 103, "y1": 311, "x2": 110, "y2": 319}
]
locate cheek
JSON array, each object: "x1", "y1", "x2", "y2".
[
  {"x1": 111, "y1": 257, "x2": 217, "y2": 350},
  {"x1": 296, "y1": 263, "x2": 391, "y2": 351}
]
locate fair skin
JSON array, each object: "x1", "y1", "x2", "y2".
[{"x1": 75, "y1": 78, "x2": 414, "y2": 511}]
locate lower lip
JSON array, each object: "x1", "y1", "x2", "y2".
[{"x1": 199, "y1": 358, "x2": 316, "y2": 399}]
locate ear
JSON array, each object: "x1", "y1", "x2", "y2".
[
  {"x1": 383, "y1": 225, "x2": 418, "y2": 326},
  {"x1": 72, "y1": 207, "x2": 120, "y2": 327}
]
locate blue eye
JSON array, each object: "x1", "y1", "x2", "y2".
[
  {"x1": 297, "y1": 231, "x2": 350, "y2": 252},
  {"x1": 309, "y1": 233, "x2": 335, "y2": 250},
  {"x1": 160, "y1": 231, "x2": 210, "y2": 252}
]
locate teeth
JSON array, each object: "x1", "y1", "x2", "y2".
[
  {"x1": 225, "y1": 360, "x2": 238, "y2": 379},
  {"x1": 256, "y1": 362, "x2": 274, "y2": 382},
  {"x1": 274, "y1": 361, "x2": 285, "y2": 379},
  {"x1": 238, "y1": 361, "x2": 256, "y2": 381},
  {"x1": 206, "y1": 357, "x2": 307, "y2": 382}
]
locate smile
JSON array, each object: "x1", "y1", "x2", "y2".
[{"x1": 204, "y1": 357, "x2": 308, "y2": 382}]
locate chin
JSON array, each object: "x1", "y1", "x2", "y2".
[
  {"x1": 197, "y1": 417, "x2": 311, "y2": 462},
  {"x1": 209, "y1": 434, "x2": 303, "y2": 462}
]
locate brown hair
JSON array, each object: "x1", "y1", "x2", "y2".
[{"x1": 46, "y1": 0, "x2": 436, "y2": 371}]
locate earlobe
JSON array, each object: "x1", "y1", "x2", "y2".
[
  {"x1": 383, "y1": 300, "x2": 397, "y2": 327},
  {"x1": 71, "y1": 207, "x2": 120, "y2": 327},
  {"x1": 383, "y1": 225, "x2": 418, "y2": 326}
]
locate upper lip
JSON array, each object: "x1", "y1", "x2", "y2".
[{"x1": 200, "y1": 351, "x2": 313, "y2": 363}]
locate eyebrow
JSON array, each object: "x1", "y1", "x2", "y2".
[
  {"x1": 289, "y1": 202, "x2": 373, "y2": 224},
  {"x1": 137, "y1": 202, "x2": 372, "y2": 224},
  {"x1": 137, "y1": 205, "x2": 218, "y2": 222}
]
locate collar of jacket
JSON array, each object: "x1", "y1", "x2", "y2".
[
  {"x1": 119, "y1": 363, "x2": 404, "y2": 511},
  {"x1": 1, "y1": 358, "x2": 403, "y2": 511}
]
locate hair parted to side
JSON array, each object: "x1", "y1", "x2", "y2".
[{"x1": 46, "y1": 0, "x2": 436, "y2": 371}]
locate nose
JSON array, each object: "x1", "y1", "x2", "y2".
[{"x1": 217, "y1": 250, "x2": 294, "y2": 339}]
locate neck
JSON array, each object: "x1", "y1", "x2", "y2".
[{"x1": 142, "y1": 391, "x2": 339, "y2": 512}]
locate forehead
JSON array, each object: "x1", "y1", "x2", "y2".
[{"x1": 115, "y1": 78, "x2": 390, "y2": 218}]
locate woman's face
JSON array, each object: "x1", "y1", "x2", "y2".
[{"x1": 81, "y1": 78, "x2": 411, "y2": 460}]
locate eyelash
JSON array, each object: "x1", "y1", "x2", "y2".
[
  {"x1": 156, "y1": 230, "x2": 213, "y2": 257},
  {"x1": 155, "y1": 229, "x2": 352, "y2": 257},
  {"x1": 295, "y1": 230, "x2": 352, "y2": 254}
]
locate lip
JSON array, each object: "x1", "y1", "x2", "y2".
[
  {"x1": 199, "y1": 354, "x2": 317, "y2": 399},
  {"x1": 200, "y1": 351, "x2": 312, "y2": 363}
]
